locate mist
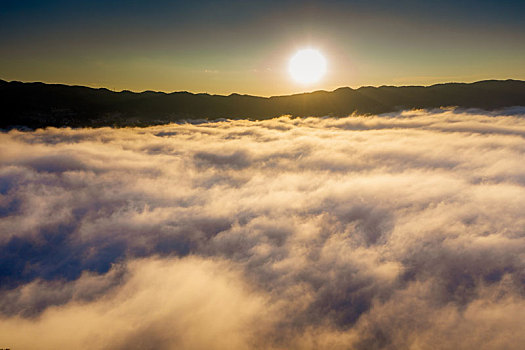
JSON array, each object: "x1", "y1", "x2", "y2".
[{"x1": 1, "y1": 108, "x2": 525, "y2": 349}]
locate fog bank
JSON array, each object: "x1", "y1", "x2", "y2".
[{"x1": 1, "y1": 108, "x2": 525, "y2": 349}]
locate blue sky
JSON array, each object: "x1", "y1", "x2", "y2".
[{"x1": 1, "y1": 0, "x2": 524, "y2": 95}]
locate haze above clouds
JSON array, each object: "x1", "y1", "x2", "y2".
[{"x1": 1, "y1": 108, "x2": 525, "y2": 349}]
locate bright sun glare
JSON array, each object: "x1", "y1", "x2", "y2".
[{"x1": 289, "y1": 49, "x2": 327, "y2": 84}]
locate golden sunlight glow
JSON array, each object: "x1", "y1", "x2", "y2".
[{"x1": 289, "y1": 49, "x2": 327, "y2": 84}]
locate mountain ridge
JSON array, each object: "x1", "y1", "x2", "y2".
[{"x1": 1, "y1": 79, "x2": 524, "y2": 129}]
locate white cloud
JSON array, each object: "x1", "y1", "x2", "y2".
[{"x1": 0, "y1": 108, "x2": 524, "y2": 349}]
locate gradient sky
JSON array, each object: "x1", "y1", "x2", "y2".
[{"x1": 1, "y1": 0, "x2": 524, "y2": 96}]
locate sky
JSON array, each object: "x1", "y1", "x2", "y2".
[{"x1": 1, "y1": 0, "x2": 524, "y2": 95}]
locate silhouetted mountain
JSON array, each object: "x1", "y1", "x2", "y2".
[{"x1": 1, "y1": 79, "x2": 524, "y2": 128}]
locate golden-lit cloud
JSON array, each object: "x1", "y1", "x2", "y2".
[
  {"x1": 1, "y1": 108, "x2": 525, "y2": 349},
  {"x1": 0, "y1": 257, "x2": 270, "y2": 350}
]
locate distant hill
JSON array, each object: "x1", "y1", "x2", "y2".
[{"x1": 1, "y1": 79, "x2": 525, "y2": 128}]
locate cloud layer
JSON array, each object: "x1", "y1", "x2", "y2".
[{"x1": 1, "y1": 108, "x2": 525, "y2": 349}]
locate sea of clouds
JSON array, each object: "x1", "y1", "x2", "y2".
[{"x1": 1, "y1": 108, "x2": 525, "y2": 349}]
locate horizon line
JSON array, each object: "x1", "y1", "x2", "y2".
[{"x1": 1, "y1": 78, "x2": 523, "y2": 99}]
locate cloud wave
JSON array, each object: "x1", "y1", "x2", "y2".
[{"x1": 1, "y1": 108, "x2": 525, "y2": 349}]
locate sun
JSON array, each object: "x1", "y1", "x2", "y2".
[{"x1": 289, "y1": 49, "x2": 327, "y2": 84}]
